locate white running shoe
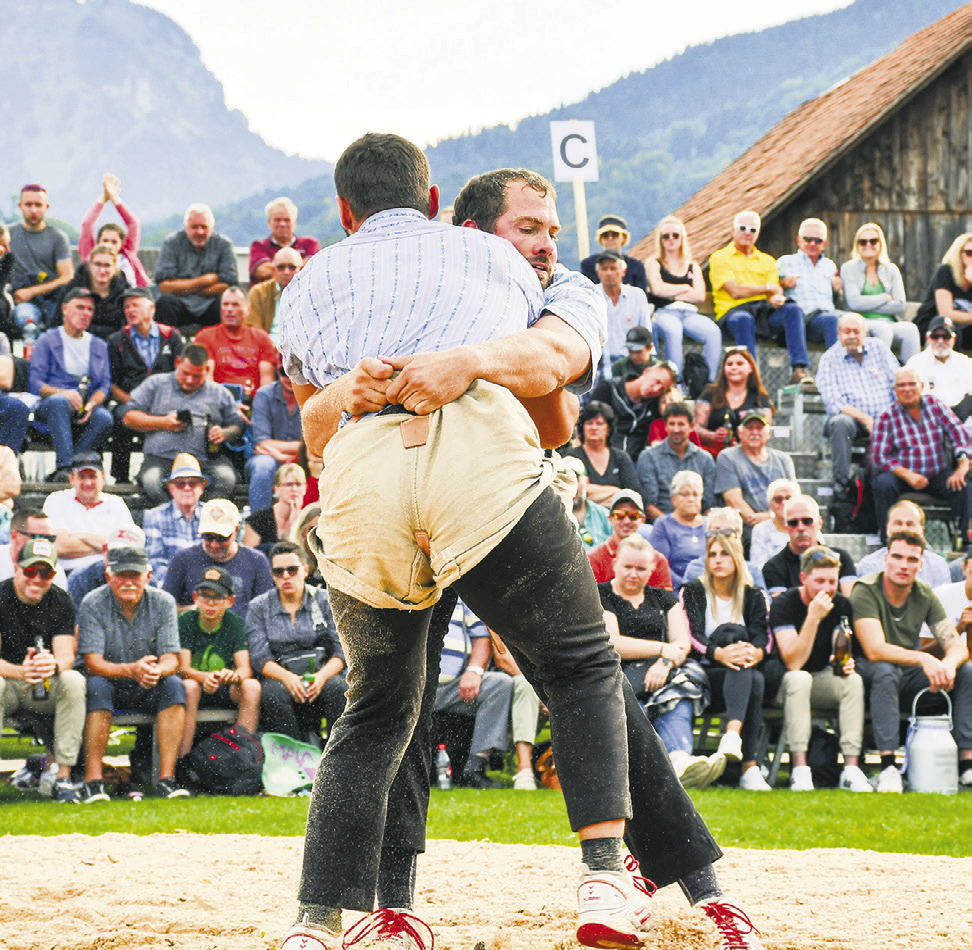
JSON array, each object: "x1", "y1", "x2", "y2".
[
  {"x1": 672, "y1": 752, "x2": 712, "y2": 789},
  {"x1": 701, "y1": 900, "x2": 764, "y2": 949},
  {"x1": 839, "y1": 765, "x2": 873, "y2": 793},
  {"x1": 342, "y1": 909, "x2": 434, "y2": 950},
  {"x1": 717, "y1": 731, "x2": 743, "y2": 762},
  {"x1": 789, "y1": 765, "x2": 814, "y2": 792},
  {"x1": 576, "y1": 857, "x2": 655, "y2": 948},
  {"x1": 959, "y1": 766, "x2": 972, "y2": 788},
  {"x1": 739, "y1": 765, "x2": 772, "y2": 791},
  {"x1": 875, "y1": 765, "x2": 903, "y2": 794},
  {"x1": 512, "y1": 768, "x2": 537, "y2": 791}
]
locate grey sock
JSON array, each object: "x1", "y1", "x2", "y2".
[
  {"x1": 377, "y1": 848, "x2": 417, "y2": 910},
  {"x1": 297, "y1": 904, "x2": 342, "y2": 934},
  {"x1": 678, "y1": 864, "x2": 723, "y2": 906},
  {"x1": 580, "y1": 837, "x2": 625, "y2": 874}
]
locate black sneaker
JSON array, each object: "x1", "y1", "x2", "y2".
[
  {"x1": 154, "y1": 777, "x2": 190, "y2": 799},
  {"x1": 52, "y1": 778, "x2": 80, "y2": 804},
  {"x1": 457, "y1": 768, "x2": 502, "y2": 789},
  {"x1": 82, "y1": 780, "x2": 110, "y2": 804}
]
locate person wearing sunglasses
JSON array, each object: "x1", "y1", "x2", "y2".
[
  {"x1": 775, "y1": 218, "x2": 841, "y2": 354},
  {"x1": 588, "y1": 489, "x2": 672, "y2": 589},
  {"x1": 748, "y1": 478, "x2": 800, "y2": 571},
  {"x1": 0, "y1": 507, "x2": 68, "y2": 589},
  {"x1": 645, "y1": 216, "x2": 721, "y2": 384},
  {"x1": 162, "y1": 499, "x2": 273, "y2": 622},
  {"x1": 840, "y1": 222, "x2": 917, "y2": 361},
  {"x1": 243, "y1": 462, "x2": 307, "y2": 557},
  {"x1": 815, "y1": 312, "x2": 899, "y2": 504},
  {"x1": 247, "y1": 247, "x2": 304, "y2": 347},
  {"x1": 579, "y1": 214, "x2": 649, "y2": 294},
  {"x1": 245, "y1": 541, "x2": 345, "y2": 745},
  {"x1": 762, "y1": 495, "x2": 857, "y2": 600},
  {"x1": 0, "y1": 539, "x2": 85, "y2": 803},
  {"x1": 915, "y1": 231, "x2": 972, "y2": 346},
  {"x1": 248, "y1": 197, "x2": 320, "y2": 286},
  {"x1": 77, "y1": 541, "x2": 190, "y2": 801},
  {"x1": 904, "y1": 316, "x2": 972, "y2": 422},
  {"x1": 708, "y1": 210, "x2": 814, "y2": 387},
  {"x1": 769, "y1": 546, "x2": 872, "y2": 793}
]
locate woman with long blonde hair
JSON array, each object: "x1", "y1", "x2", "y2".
[
  {"x1": 916, "y1": 231, "x2": 972, "y2": 343},
  {"x1": 645, "y1": 216, "x2": 722, "y2": 384},
  {"x1": 680, "y1": 531, "x2": 773, "y2": 790},
  {"x1": 840, "y1": 222, "x2": 918, "y2": 361}
]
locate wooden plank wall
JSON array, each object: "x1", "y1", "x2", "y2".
[{"x1": 758, "y1": 51, "x2": 971, "y2": 301}]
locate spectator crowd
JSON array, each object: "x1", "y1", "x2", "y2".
[{"x1": 1, "y1": 177, "x2": 970, "y2": 800}]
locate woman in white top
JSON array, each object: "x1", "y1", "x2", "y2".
[{"x1": 748, "y1": 478, "x2": 800, "y2": 570}]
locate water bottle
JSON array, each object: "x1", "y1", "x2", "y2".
[
  {"x1": 302, "y1": 656, "x2": 316, "y2": 688},
  {"x1": 435, "y1": 743, "x2": 452, "y2": 790},
  {"x1": 22, "y1": 317, "x2": 37, "y2": 359},
  {"x1": 32, "y1": 636, "x2": 50, "y2": 701}
]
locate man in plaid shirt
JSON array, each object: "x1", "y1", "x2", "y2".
[{"x1": 870, "y1": 365, "x2": 972, "y2": 542}]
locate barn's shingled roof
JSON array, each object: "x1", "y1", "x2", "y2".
[{"x1": 629, "y1": 4, "x2": 972, "y2": 264}]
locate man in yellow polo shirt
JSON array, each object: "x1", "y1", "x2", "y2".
[{"x1": 709, "y1": 210, "x2": 813, "y2": 386}]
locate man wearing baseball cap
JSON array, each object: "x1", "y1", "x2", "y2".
[
  {"x1": 28, "y1": 288, "x2": 113, "y2": 481},
  {"x1": 177, "y1": 566, "x2": 260, "y2": 759},
  {"x1": 67, "y1": 523, "x2": 148, "y2": 610},
  {"x1": 43, "y1": 451, "x2": 136, "y2": 574},
  {"x1": 0, "y1": 539, "x2": 86, "y2": 803},
  {"x1": 588, "y1": 489, "x2": 672, "y2": 587},
  {"x1": 162, "y1": 499, "x2": 273, "y2": 621},
  {"x1": 611, "y1": 326, "x2": 654, "y2": 381},
  {"x1": 77, "y1": 539, "x2": 189, "y2": 801},
  {"x1": 906, "y1": 315, "x2": 972, "y2": 421},
  {"x1": 580, "y1": 214, "x2": 648, "y2": 293},
  {"x1": 106, "y1": 286, "x2": 185, "y2": 483}
]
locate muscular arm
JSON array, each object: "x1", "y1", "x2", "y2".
[{"x1": 384, "y1": 313, "x2": 591, "y2": 412}]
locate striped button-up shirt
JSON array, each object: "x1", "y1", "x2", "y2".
[
  {"x1": 777, "y1": 250, "x2": 838, "y2": 313},
  {"x1": 278, "y1": 209, "x2": 547, "y2": 391},
  {"x1": 816, "y1": 338, "x2": 898, "y2": 419},
  {"x1": 142, "y1": 500, "x2": 201, "y2": 586},
  {"x1": 870, "y1": 394, "x2": 971, "y2": 475}
]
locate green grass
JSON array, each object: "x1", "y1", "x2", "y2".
[{"x1": 1, "y1": 782, "x2": 968, "y2": 857}]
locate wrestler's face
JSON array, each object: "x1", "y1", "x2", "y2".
[{"x1": 491, "y1": 183, "x2": 560, "y2": 289}]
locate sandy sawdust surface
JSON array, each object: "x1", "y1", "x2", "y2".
[{"x1": 0, "y1": 835, "x2": 967, "y2": 950}]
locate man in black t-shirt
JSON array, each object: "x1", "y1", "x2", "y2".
[
  {"x1": 763, "y1": 495, "x2": 856, "y2": 597},
  {"x1": 769, "y1": 545, "x2": 871, "y2": 793},
  {"x1": 0, "y1": 540, "x2": 85, "y2": 802}
]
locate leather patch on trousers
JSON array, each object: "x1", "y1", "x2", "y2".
[
  {"x1": 413, "y1": 530, "x2": 431, "y2": 558},
  {"x1": 400, "y1": 416, "x2": 429, "y2": 448}
]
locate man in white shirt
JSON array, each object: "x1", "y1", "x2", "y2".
[
  {"x1": 596, "y1": 249, "x2": 652, "y2": 377},
  {"x1": 905, "y1": 316, "x2": 972, "y2": 421},
  {"x1": 43, "y1": 452, "x2": 136, "y2": 574},
  {"x1": 934, "y1": 549, "x2": 972, "y2": 648}
]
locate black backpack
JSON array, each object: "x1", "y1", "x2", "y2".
[
  {"x1": 184, "y1": 724, "x2": 265, "y2": 795},
  {"x1": 681, "y1": 352, "x2": 710, "y2": 400}
]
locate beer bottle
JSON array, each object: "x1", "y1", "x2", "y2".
[
  {"x1": 832, "y1": 615, "x2": 852, "y2": 676},
  {"x1": 33, "y1": 636, "x2": 50, "y2": 700},
  {"x1": 76, "y1": 375, "x2": 90, "y2": 418},
  {"x1": 206, "y1": 415, "x2": 220, "y2": 455}
]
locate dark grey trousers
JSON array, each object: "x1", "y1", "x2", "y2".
[{"x1": 298, "y1": 489, "x2": 631, "y2": 910}]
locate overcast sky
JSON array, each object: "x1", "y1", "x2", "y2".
[{"x1": 135, "y1": 0, "x2": 850, "y2": 161}]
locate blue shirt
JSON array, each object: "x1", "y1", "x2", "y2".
[
  {"x1": 251, "y1": 381, "x2": 303, "y2": 445},
  {"x1": 162, "y1": 543, "x2": 273, "y2": 620},
  {"x1": 142, "y1": 499, "x2": 201, "y2": 585},
  {"x1": 816, "y1": 339, "x2": 899, "y2": 419},
  {"x1": 130, "y1": 321, "x2": 161, "y2": 370},
  {"x1": 777, "y1": 250, "x2": 838, "y2": 313}
]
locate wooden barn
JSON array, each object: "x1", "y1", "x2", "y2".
[{"x1": 630, "y1": 4, "x2": 972, "y2": 301}]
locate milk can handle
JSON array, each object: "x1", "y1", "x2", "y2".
[{"x1": 910, "y1": 686, "x2": 953, "y2": 723}]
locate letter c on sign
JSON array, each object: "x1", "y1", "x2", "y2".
[{"x1": 560, "y1": 133, "x2": 589, "y2": 170}]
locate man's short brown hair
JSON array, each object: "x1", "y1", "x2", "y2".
[{"x1": 334, "y1": 133, "x2": 431, "y2": 221}]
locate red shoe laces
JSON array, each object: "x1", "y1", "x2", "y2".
[
  {"x1": 703, "y1": 902, "x2": 760, "y2": 949},
  {"x1": 342, "y1": 909, "x2": 434, "y2": 950},
  {"x1": 623, "y1": 855, "x2": 658, "y2": 899}
]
